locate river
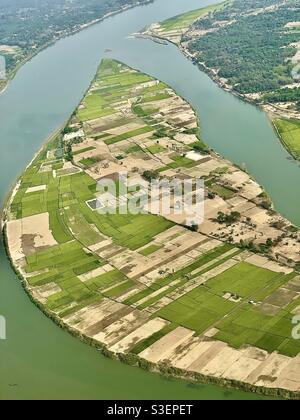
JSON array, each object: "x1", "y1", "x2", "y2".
[{"x1": 0, "y1": 0, "x2": 293, "y2": 399}]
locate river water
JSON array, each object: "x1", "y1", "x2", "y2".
[{"x1": 0, "y1": 0, "x2": 293, "y2": 399}]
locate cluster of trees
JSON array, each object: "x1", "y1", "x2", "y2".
[
  {"x1": 216, "y1": 211, "x2": 241, "y2": 225},
  {"x1": 142, "y1": 170, "x2": 159, "y2": 182},
  {"x1": 188, "y1": 0, "x2": 300, "y2": 94},
  {"x1": 263, "y1": 87, "x2": 300, "y2": 110},
  {"x1": 0, "y1": 0, "x2": 152, "y2": 73}
]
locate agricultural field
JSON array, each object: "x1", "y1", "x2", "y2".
[
  {"x1": 274, "y1": 119, "x2": 300, "y2": 159},
  {"x1": 157, "y1": 2, "x2": 226, "y2": 41},
  {"x1": 5, "y1": 58, "x2": 300, "y2": 394},
  {"x1": 157, "y1": 262, "x2": 299, "y2": 355},
  {"x1": 142, "y1": 2, "x2": 226, "y2": 46}
]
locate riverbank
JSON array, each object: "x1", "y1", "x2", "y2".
[
  {"x1": 140, "y1": 15, "x2": 300, "y2": 162},
  {"x1": 1, "y1": 227, "x2": 292, "y2": 400},
  {"x1": 1, "y1": 228, "x2": 287, "y2": 400},
  {"x1": 0, "y1": 122, "x2": 69, "y2": 230},
  {"x1": 4, "y1": 58, "x2": 300, "y2": 399},
  {"x1": 0, "y1": 0, "x2": 154, "y2": 96},
  {"x1": 4, "y1": 0, "x2": 300, "y2": 400},
  {"x1": 181, "y1": 42, "x2": 300, "y2": 163}
]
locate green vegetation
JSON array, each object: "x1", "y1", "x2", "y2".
[
  {"x1": 132, "y1": 105, "x2": 159, "y2": 117},
  {"x1": 77, "y1": 61, "x2": 153, "y2": 124},
  {"x1": 188, "y1": 0, "x2": 300, "y2": 94},
  {"x1": 104, "y1": 126, "x2": 153, "y2": 145},
  {"x1": 263, "y1": 87, "x2": 300, "y2": 111},
  {"x1": 142, "y1": 170, "x2": 160, "y2": 182},
  {"x1": 9, "y1": 57, "x2": 300, "y2": 371},
  {"x1": 11, "y1": 133, "x2": 172, "y2": 312},
  {"x1": 215, "y1": 274, "x2": 299, "y2": 354},
  {"x1": 274, "y1": 119, "x2": 300, "y2": 159},
  {"x1": 0, "y1": 0, "x2": 152, "y2": 82},
  {"x1": 130, "y1": 323, "x2": 178, "y2": 354},
  {"x1": 159, "y1": 155, "x2": 199, "y2": 172},
  {"x1": 207, "y1": 183, "x2": 235, "y2": 200},
  {"x1": 104, "y1": 280, "x2": 136, "y2": 298},
  {"x1": 85, "y1": 270, "x2": 126, "y2": 292},
  {"x1": 139, "y1": 244, "x2": 162, "y2": 256},
  {"x1": 147, "y1": 144, "x2": 165, "y2": 154},
  {"x1": 141, "y1": 93, "x2": 171, "y2": 103},
  {"x1": 157, "y1": 262, "x2": 299, "y2": 356},
  {"x1": 91, "y1": 211, "x2": 173, "y2": 251},
  {"x1": 160, "y1": 3, "x2": 225, "y2": 32},
  {"x1": 26, "y1": 240, "x2": 104, "y2": 311},
  {"x1": 216, "y1": 211, "x2": 241, "y2": 225},
  {"x1": 125, "y1": 144, "x2": 143, "y2": 154},
  {"x1": 9, "y1": 60, "x2": 179, "y2": 315},
  {"x1": 79, "y1": 156, "x2": 102, "y2": 168},
  {"x1": 73, "y1": 146, "x2": 96, "y2": 156},
  {"x1": 125, "y1": 244, "x2": 237, "y2": 305}
]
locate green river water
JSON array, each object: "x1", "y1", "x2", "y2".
[{"x1": 1, "y1": 0, "x2": 297, "y2": 399}]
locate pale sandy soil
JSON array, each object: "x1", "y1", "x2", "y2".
[
  {"x1": 78, "y1": 264, "x2": 114, "y2": 282},
  {"x1": 139, "y1": 326, "x2": 195, "y2": 363},
  {"x1": 93, "y1": 310, "x2": 148, "y2": 346},
  {"x1": 110, "y1": 317, "x2": 169, "y2": 353},
  {"x1": 7, "y1": 212, "x2": 57, "y2": 260},
  {"x1": 26, "y1": 185, "x2": 46, "y2": 194}
]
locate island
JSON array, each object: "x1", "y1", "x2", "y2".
[
  {"x1": 3, "y1": 58, "x2": 300, "y2": 398},
  {"x1": 140, "y1": 0, "x2": 300, "y2": 160}
]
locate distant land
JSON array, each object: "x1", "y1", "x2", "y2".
[
  {"x1": 0, "y1": 0, "x2": 153, "y2": 93},
  {"x1": 141, "y1": 0, "x2": 300, "y2": 160}
]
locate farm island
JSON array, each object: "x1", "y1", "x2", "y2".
[
  {"x1": 140, "y1": 0, "x2": 300, "y2": 161},
  {"x1": 3, "y1": 58, "x2": 300, "y2": 398}
]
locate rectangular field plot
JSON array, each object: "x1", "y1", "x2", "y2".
[
  {"x1": 26, "y1": 241, "x2": 104, "y2": 280},
  {"x1": 85, "y1": 270, "x2": 126, "y2": 292},
  {"x1": 157, "y1": 286, "x2": 236, "y2": 334},
  {"x1": 103, "y1": 280, "x2": 136, "y2": 298},
  {"x1": 206, "y1": 262, "x2": 285, "y2": 298},
  {"x1": 125, "y1": 244, "x2": 236, "y2": 305},
  {"x1": 156, "y1": 262, "x2": 297, "y2": 350},
  {"x1": 63, "y1": 205, "x2": 104, "y2": 247},
  {"x1": 82, "y1": 210, "x2": 174, "y2": 250},
  {"x1": 215, "y1": 303, "x2": 296, "y2": 355},
  {"x1": 104, "y1": 126, "x2": 154, "y2": 145}
]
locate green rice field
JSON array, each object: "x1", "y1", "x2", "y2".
[
  {"x1": 159, "y1": 3, "x2": 226, "y2": 32},
  {"x1": 274, "y1": 119, "x2": 300, "y2": 159}
]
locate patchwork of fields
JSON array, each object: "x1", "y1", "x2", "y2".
[{"x1": 5, "y1": 59, "x2": 300, "y2": 395}]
